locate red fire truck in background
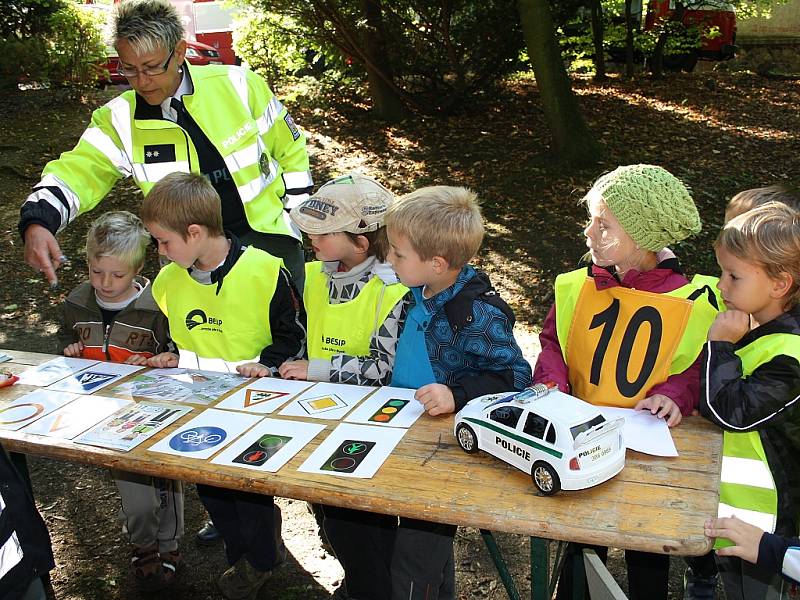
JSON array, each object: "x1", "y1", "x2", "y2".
[{"x1": 644, "y1": 0, "x2": 737, "y2": 60}]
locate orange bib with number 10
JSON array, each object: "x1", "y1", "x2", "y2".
[{"x1": 565, "y1": 281, "x2": 692, "y2": 407}]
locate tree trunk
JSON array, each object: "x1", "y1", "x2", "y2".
[
  {"x1": 590, "y1": 0, "x2": 606, "y2": 82},
  {"x1": 624, "y1": 0, "x2": 635, "y2": 79},
  {"x1": 517, "y1": 0, "x2": 601, "y2": 166},
  {"x1": 361, "y1": 0, "x2": 406, "y2": 121}
]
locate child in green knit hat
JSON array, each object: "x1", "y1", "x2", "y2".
[{"x1": 534, "y1": 164, "x2": 718, "y2": 600}]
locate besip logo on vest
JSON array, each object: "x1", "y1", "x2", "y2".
[{"x1": 185, "y1": 309, "x2": 224, "y2": 333}]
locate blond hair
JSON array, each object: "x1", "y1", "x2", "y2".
[
  {"x1": 114, "y1": 0, "x2": 184, "y2": 56},
  {"x1": 725, "y1": 184, "x2": 800, "y2": 223},
  {"x1": 716, "y1": 202, "x2": 800, "y2": 310},
  {"x1": 86, "y1": 211, "x2": 150, "y2": 269},
  {"x1": 385, "y1": 186, "x2": 484, "y2": 268},
  {"x1": 141, "y1": 172, "x2": 224, "y2": 238}
]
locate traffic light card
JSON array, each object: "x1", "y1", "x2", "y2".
[
  {"x1": 47, "y1": 362, "x2": 143, "y2": 394},
  {"x1": 345, "y1": 386, "x2": 423, "y2": 429},
  {"x1": 279, "y1": 382, "x2": 372, "y2": 420},
  {"x1": 211, "y1": 417, "x2": 325, "y2": 472},
  {"x1": 215, "y1": 378, "x2": 313, "y2": 414},
  {"x1": 22, "y1": 394, "x2": 131, "y2": 439},
  {"x1": 298, "y1": 423, "x2": 406, "y2": 479},
  {"x1": 0, "y1": 389, "x2": 80, "y2": 431}
]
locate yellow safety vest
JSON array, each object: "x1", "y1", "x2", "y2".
[
  {"x1": 716, "y1": 333, "x2": 800, "y2": 548},
  {"x1": 690, "y1": 273, "x2": 725, "y2": 311},
  {"x1": 555, "y1": 268, "x2": 717, "y2": 406},
  {"x1": 304, "y1": 261, "x2": 408, "y2": 360},
  {"x1": 152, "y1": 247, "x2": 280, "y2": 362}
]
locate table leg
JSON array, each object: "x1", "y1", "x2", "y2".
[
  {"x1": 531, "y1": 537, "x2": 550, "y2": 600},
  {"x1": 480, "y1": 529, "x2": 522, "y2": 600}
]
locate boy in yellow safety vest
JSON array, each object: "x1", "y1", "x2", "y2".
[
  {"x1": 279, "y1": 173, "x2": 409, "y2": 600},
  {"x1": 685, "y1": 185, "x2": 800, "y2": 600},
  {"x1": 700, "y1": 202, "x2": 800, "y2": 600},
  {"x1": 141, "y1": 171, "x2": 306, "y2": 600}
]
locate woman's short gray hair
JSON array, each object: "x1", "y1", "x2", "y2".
[{"x1": 114, "y1": 0, "x2": 184, "y2": 56}]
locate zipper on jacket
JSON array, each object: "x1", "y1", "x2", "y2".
[{"x1": 103, "y1": 324, "x2": 111, "y2": 361}]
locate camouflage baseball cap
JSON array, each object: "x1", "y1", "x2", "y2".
[{"x1": 290, "y1": 174, "x2": 396, "y2": 234}]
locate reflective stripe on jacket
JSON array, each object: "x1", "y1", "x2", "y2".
[
  {"x1": 27, "y1": 64, "x2": 312, "y2": 238},
  {"x1": 715, "y1": 334, "x2": 800, "y2": 548}
]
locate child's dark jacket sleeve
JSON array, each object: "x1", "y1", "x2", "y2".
[
  {"x1": 758, "y1": 532, "x2": 800, "y2": 585},
  {"x1": 699, "y1": 340, "x2": 800, "y2": 431},
  {"x1": 450, "y1": 304, "x2": 532, "y2": 412},
  {"x1": 259, "y1": 267, "x2": 307, "y2": 370}
]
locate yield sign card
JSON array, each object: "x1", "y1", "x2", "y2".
[
  {"x1": 278, "y1": 382, "x2": 372, "y2": 420},
  {"x1": 46, "y1": 362, "x2": 143, "y2": 394},
  {"x1": 22, "y1": 395, "x2": 132, "y2": 440},
  {"x1": 298, "y1": 423, "x2": 406, "y2": 479},
  {"x1": 17, "y1": 357, "x2": 99, "y2": 387},
  {"x1": 211, "y1": 417, "x2": 325, "y2": 472},
  {"x1": 0, "y1": 389, "x2": 79, "y2": 431},
  {"x1": 148, "y1": 408, "x2": 261, "y2": 460},
  {"x1": 215, "y1": 378, "x2": 313, "y2": 414}
]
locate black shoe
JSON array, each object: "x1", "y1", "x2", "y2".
[
  {"x1": 196, "y1": 520, "x2": 221, "y2": 545},
  {"x1": 683, "y1": 567, "x2": 718, "y2": 600}
]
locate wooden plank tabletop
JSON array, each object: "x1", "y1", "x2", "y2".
[{"x1": 0, "y1": 350, "x2": 721, "y2": 556}]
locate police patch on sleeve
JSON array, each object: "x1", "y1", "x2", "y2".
[
  {"x1": 284, "y1": 113, "x2": 301, "y2": 141},
  {"x1": 144, "y1": 144, "x2": 176, "y2": 164}
]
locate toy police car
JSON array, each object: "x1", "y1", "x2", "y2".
[{"x1": 454, "y1": 384, "x2": 625, "y2": 495}]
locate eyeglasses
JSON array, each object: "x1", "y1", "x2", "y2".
[{"x1": 117, "y1": 47, "x2": 175, "y2": 79}]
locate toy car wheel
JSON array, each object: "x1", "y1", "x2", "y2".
[
  {"x1": 455, "y1": 424, "x2": 478, "y2": 454},
  {"x1": 531, "y1": 461, "x2": 560, "y2": 496}
]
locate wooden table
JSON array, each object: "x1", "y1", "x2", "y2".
[{"x1": 0, "y1": 350, "x2": 722, "y2": 599}]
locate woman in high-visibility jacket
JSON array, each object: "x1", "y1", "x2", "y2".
[
  {"x1": 534, "y1": 165, "x2": 718, "y2": 600},
  {"x1": 700, "y1": 202, "x2": 800, "y2": 600}
]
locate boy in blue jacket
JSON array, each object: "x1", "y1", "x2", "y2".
[{"x1": 384, "y1": 185, "x2": 531, "y2": 600}]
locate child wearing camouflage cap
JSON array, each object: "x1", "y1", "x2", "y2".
[
  {"x1": 279, "y1": 173, "x2": 409, "y2": 600},
  {"x1": 534, "y1": 164, "x2": 719, "y2": 600}
]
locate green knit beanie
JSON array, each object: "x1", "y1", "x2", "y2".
[{"x1": 588, "y1": 165, "x2": 701, "y2": 251}]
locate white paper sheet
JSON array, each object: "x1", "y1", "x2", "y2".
[
  {"x1": 22, "y1": 395, "x2": 131, "y2": 439},
  {"x1": 211, "y1": 417, "x2": 326, "y2": 472},
  {"x1": 46, "y1": 362, "x2": 143, "y2": 394},
  {"x1": 215, "y1": 379, "x2": 314, "y2": 414},
  {"x1": 109, "y1": 368, "x2": 247, "y2": 405},
  {"x1": 278, "y1": 382, "x2": 372, "y2": 420},
  {"x1": 596, "y1": 406, "x2": 678, "y2": 457},
  {"x1": 17, "y1": 357, "x2": 100, "y2": 387},
  {"x1": 76, "y1": 402, "x2": 191, "y2": 452},
  {"x1": 148, "y1": 408, "x2": 262, "y2": 460},
  {"x1": 344, "y1": 386, "x2": 423, "y2": 429},
  {"x1": 297, "y1": 423, "x2": 406, "y2": 478},
  {"x1": 0, "y1": 389, "x2": 80, "y2": 431}
]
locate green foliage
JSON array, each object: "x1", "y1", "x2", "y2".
[
  {"x1": 231, "y1": 9, "x2": 307, "y2": 84},
  {"x1": 233, "y1": 0, "x2": 525, "y2": 114},
  {"x1": 46, "y1": 3, "x2": 107, "y2": 87},
  {"x1": 0, "y1": 37, "x2": 49, "y2": 90},
  {"x1": 0, "y1": 0, "x2": 66, "y2": 37}
]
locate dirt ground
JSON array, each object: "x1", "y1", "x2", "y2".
[{"x1": 2, "y1": 68, "x2": 799, "y2": 598}]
